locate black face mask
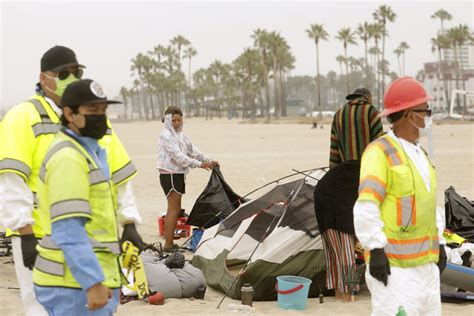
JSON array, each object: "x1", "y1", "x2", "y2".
[{"x1": 78, "y1": 114, "x2": 108, "y2": 139}]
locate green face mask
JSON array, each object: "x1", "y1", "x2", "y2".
[{"x1": 45, "y1": 73, "x2": 79, "y2": 97}]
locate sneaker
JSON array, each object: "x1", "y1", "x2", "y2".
[{"x1": 163, "y1": 244, "x2": 184, "y2": 253}]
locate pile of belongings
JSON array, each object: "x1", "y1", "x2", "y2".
[{"x1": 121, "y1": 243, "x2": 206, "y2": 301}]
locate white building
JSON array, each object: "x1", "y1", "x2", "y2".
[{"x1": 419, "y1": 61, "x2": 474, "y2": 112}]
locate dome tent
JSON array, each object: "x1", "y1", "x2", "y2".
[{"x1": 191, "y1": 169, "x2": 328, "y2": 301}]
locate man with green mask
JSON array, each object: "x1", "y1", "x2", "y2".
[{"x1": 0, "y1": 45, "x2": 144, "y2": 316}]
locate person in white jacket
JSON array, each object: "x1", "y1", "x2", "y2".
[{"x1": 157, "y1": 106, "x2": 218, "y2": 252}]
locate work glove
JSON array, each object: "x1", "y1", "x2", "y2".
[
  {"x1": 20, "y1": 234, "x2": 38, "y2": 270},
  {"x1": 437, "y1": 245, "x2": 447, "y2": 274},
  {"x1": 369, "y1": 248, "x2": 391, "y2": 286},
  {"x1": 121, "y1": 223, "x2": 145, "y2": 253}
]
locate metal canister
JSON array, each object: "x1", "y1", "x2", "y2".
[{"x1": 241, "y1": 283, "x2": 254, "y2": 307}]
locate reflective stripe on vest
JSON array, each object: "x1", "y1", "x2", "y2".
[
  {"x1": 40, "y1": 235, "x2": 121, "y2": 255},
  {"x1": 35, "y1": 255, "x2": 64, "y2": 276},
  {"x1": 377, "y1": 137, "x2": 403, "y2": 166},
  {"x1": 397, "y1": 195, "x2": 416, "y2": 226},
  {"x1": 39, "y1": 141, "x2": 108, "y2": 185},
  {"x1": 0, "y1": 158, "x2": 32, "y2": 178},
  {"x1": 385, "y1": 237, "x2": 439, "y2": 260},
  {"x1": 106, "y1": 128, "x2": 112, "y2": 135},
  {"x1": 359, "y1": 175, "x2": 386, "y2": 203},
  {"x1": 50, "y1": 199, "x2": 91, "y2": 220},
  {"x1": 28, "y1": 99, "x2": 60, "y2": 137},
  {"x1": 112, "y1": 161, "x2": 137, "y2": 185}
]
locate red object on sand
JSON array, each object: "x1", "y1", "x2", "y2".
[
  {"x1": 148, "y1": 292, "x2": 165, "y2": 305},
  {"x1": 158, "y1": 217, "x2": 191, "y2": 237}
]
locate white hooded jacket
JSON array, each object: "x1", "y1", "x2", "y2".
[{"x1": 156, "y1": 114, "x2": 211, "y2": 174}]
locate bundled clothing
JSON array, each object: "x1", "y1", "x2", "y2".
[{"x1": 329, "y1": 97, "x2": 383, "y2": 168}]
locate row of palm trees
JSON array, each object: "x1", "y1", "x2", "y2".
[
  {"x1": 430, "y1": 9, "x2": 473, "y2": 110},
  {"x1": 120, "y1": 6, "x2": 473, "y2": 120}
]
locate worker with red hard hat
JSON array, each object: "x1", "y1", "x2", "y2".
[{"x1": 354, "y1": 76, "x2": 447, "y2": 315}]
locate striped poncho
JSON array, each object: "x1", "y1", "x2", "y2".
[{"x1": 329, "y1": 98, "x2": 383, "y2": 168}]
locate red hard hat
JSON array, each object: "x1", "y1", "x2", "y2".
[{"x1": 380, "y1": 76, "x2": 433, "y2": 117}]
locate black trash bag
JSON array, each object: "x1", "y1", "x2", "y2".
[
  {"x1": 313, "y1": 160, "x2": 360, "y2": 235},
  {"x1": 445, "y1": 186, "x2": 474, "y2": 243},
  {"x1": 187, "y1": 166, "x2": 242, "y2": 228}
]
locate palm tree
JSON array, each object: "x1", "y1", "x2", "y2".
[
  {"x1": 431, "y1": 34, "x2": 451, "y2": 109},
  {"x1": 252, "y1": 28, "x2": 271, "y2": 121},
  {"x1": 368, "y1": 23, "x2": 384, "y2": 105},
  {"x1": 356, "y1": 22, "x2": 372, "y2": 85},
  {"x1": 306, "y1": 23, "x2": 329, "y2": 109},
  {"x1": 119, "y1": 87, "x2": 129, "y2": 119},
  {"x1": 335, "y1": 27, "x2": 357, "y2": 93},
  {"x1": 336, "y1": 55, "x2": 345, "y2": 76},
  {"x1": 373, "y1": 5, "x2": 396, "y2": 97},
  {"x1": 431, "y1": 9, "x2": 452, "y2": 35},
  {"x1": 449, "y1": 24, "x2": 472, "y2": 112},
  {"x1": 183, "y1": 46, "x2": 197, "y2": 89},
  {"x1": 233, "y1": 48, "x2": 261, "y2": 118},
  {"x1": 170, "y1": 35, "x2": 191, "y2": 70},
  {"x1": 399, "y1": 42, "x2": 410, "y2": 76},
  {"x1": 393, "y1": 48, "x2": 403, "y2": 76}
]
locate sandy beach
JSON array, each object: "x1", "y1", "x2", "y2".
[{"x1": 1, "y1": 118, "x2": 473, "y2": 315}]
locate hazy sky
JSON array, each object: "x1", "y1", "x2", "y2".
[{"x1": 1, "y1": 0, "x2": 473, "y2": 110}]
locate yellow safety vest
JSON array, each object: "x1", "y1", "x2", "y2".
[
  {"x1": 33, "y1": 131, "x2": 121, "y2": 289},
  {"x1": 0, "y1": 94, "x2": 137, "y2": 237},
  {"x1": 358, "y1": 134, "x2": 439, "y2": 268}
]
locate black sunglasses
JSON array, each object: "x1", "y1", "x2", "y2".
[
  {"x1": 55, "y1": 68, "x2": 84, "y2": 80},
  {"x1": 411, "y1": 109, "x2": 432, "y2": 117}
]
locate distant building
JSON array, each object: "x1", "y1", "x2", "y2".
[
  {"x1": 286, "y1": 99, "x2": 306, "y2": 116},
  {"x1": 418, "y1": 61, "x2": 474, "y2": 112},
  {"x1": 444, "y1": 43, "x2": 474, "y2": 71}
]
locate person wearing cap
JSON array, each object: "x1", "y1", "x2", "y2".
[
  {"x1": 321, "y1": 87, "x2": 383, "y2": 300},
  {"x1": 157, "y1": 106, "x2": 218, "y2": 252},
  {"x1": 0, "y1": 46, "x2": 143, "y2": 315},
  {"x1": 32, "y1": 79, "x2": 125, "y2": 314},
  {"x1": 353, "y1": 77, "x2": 447, "y2": 315},
  {"x1": 329, "y1": 87, "x2": 384, "y2": 168}
]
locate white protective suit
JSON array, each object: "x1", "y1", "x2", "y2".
[{"x1": 354, "y1": 130, "x2": 445, "y2": 316}]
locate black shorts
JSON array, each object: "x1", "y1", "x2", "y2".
[{"x1": 160, "y1": 174, "x2": 186, "y2": 196}]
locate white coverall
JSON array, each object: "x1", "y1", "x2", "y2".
[{"x1": 354, "y1": 130, "x2": 445, "y2": 316}]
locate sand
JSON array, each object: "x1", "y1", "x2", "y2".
[{"x1": 1, "y1": 118, "x2": 473, "y2": 315}]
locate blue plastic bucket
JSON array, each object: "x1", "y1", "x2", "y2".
[{"x1": 276, "y1": 276, "x2": 312, "y2": 310}]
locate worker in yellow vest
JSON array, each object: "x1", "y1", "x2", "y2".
[
  {"x1": 0, "y1": 46, "x2": 143, "y2": 316},
  {"x1": 33, "y1": 79, "x2": 124, "y2": 313},
  {"x1": 354, "y1": 76, "x2": 447, "y2": 315}
]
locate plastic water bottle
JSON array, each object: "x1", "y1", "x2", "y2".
[
  {"x1": 241, "y1": 283, "x2": 254, "y2": 307},
  {"x1": 396, "y1": 306, "x2": 407, "y2": 316}
]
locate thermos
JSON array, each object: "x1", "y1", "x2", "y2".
[{"x1": 241, "y1": 283, "x2": 254, "y2": 307}]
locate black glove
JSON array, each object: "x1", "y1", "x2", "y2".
[
  {"x1": 20, "y1": 234, "x2": 38, "y2": 270},
  {"x1": 369, "y1": 248, "x2": 391, "y2": 286},
  {"x1": 437, "y1": 245, "x2": 447, "y2": 274},
  {"x1": 121, "y1": 223, "x2": 145, "y2": 253}
]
